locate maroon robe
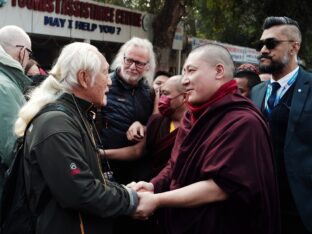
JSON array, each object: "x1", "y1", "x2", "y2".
[
  {"x1": 144, "y1": 114, "x2": 180, "y2": 234},
  {"x1": 146, "y1": 114, "x2": 178, "y2": 178},
  {"x1": 151, "y1": 91, "x2": 279, "y2": 234}
]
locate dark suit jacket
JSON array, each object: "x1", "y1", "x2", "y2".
[{"x1": 250, "y1": 67, "x2": 312, "y2": 232}]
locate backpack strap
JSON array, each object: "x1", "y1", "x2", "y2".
[
  {"x1": 21, "y1": 103, "x2": 73, "y2": 148},
  {"x1": 0, "y1": 103, "x2": 72, "y2": 177},
  {"x1": 36, "y1": 103, "x2": 73, "y2": 120}
]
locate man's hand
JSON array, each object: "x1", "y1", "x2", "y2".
[
  {"x1": 132, "y1": 192, "x2": 158, "y2": 220},
  {"x1": 127, "y1": 121, "x2": 145, "y2": 142},
  {"x1": 127, "y1": 181, "x2": 154, "y2": 192}
]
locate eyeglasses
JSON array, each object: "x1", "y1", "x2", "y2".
[
  {"x1": 123, "y1": 56, "x2": 148, "y2": 69},
  {"x1": 255, "y1": 38, "x2": 295, "y2": 52},
  {"x1": 16, "y1": 45, "x2": 33, "y2": 57}
]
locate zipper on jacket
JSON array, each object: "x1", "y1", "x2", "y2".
[
  {"x1": 96, "y1": 151, "x2": 107, "y2": 185},
  {"x1": 71, "y1": 94, "x2": 108, "y2": 186}
]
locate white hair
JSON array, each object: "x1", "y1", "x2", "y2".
[
  {"x1": 15, "y1": 42, "x2": 102, "y2": 137},
  {"x1": 111, "y1": 37, "x2": 156, "y2": 82},
  {"x1": 0, "y1": 25, "x2": 31, "y2": 55}
]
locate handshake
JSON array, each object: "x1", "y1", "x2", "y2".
[{"x1": 127, "y1": 181, "x2": 158, "y2": 220}]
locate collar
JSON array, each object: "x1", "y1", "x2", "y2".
[
  {"x1": 0, "y1": 61, "x2": 31, "y2": 93},
  {"x1": 271, "y1": 66, "x2": 299, "y2": 88},
  {"x1": 187, "y1": 80, "x2": 237, "y2": 122},
  {"x1": 0, "y1": 45, "x2": 24, "y2": 72},
  {"x1": 62, "y1": 93, "x2": 94, "y2": 114}
]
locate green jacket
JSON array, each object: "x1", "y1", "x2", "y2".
[{"x1": 0, "y1": 45, "x2": 31, "y2": 192}]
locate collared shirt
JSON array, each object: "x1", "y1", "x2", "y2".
[
  {"x1": 264, "y1": 66, "x2": 299, "y2": 110},
  {"x1": 271, "y1": 66, "x2": 299, "y2": 99}
]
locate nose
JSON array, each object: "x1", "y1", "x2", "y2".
[
  {"x1": 181, "y1": 74, "x2": 190, "y2": 86},
  {"x1": 107, "y1": 76, "x2": 112, "y2": 87},
  {"x1": 260, "y1": 44, "x2": 270, "y2": 54},
  {"x1": 129, "y1": 62, "x2": 136, "y2": 69}
]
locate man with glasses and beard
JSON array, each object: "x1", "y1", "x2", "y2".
[
  {"x1": 251, "y1": 16, "x2": 312, "y2": 233},
  {"x1": 97, "y1": 37, "x2": 155, "y2": 184},
  {"x1": 0, "y1": 25, "x2": 32, "y2": 201}
]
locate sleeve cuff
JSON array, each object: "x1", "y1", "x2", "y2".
[{"x1": 123, "y1": 185, "x2": 138, "y2": 215}]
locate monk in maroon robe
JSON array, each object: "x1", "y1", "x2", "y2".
[
  {"x1": 130, "y1": 43, "x2": 280, "y2": 234},
  {"x1": 104, "y1": 75, "x2": 186, "y2": 180}
]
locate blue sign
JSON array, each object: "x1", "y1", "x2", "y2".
[{"x1": 43, "y1": 16, "x2": 122, "y2": 35}]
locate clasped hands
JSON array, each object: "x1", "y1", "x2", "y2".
[{"x1": 127, "y1": 181, "x2": 158, "y2": 220}]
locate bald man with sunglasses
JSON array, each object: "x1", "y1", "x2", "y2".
[
  {"x1": 251, "y1": 16, "x2": 312, "y2": 233},
  {"x1": 0, "y1": 25, "x2": 32, "y2": 201}
]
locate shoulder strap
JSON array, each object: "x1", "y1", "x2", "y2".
[
  {"x1": 23, "y1": 103, "x2": 73, "y2": 144},
  {"x1": 0, "y1": 103, "x2": 72, "y2": 174},
  {"x1": 36, "y1": 103, "x2": 73, "y2": 119}
]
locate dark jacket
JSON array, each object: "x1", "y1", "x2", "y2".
[
  {"x1": 251, "y1": 67, "x2": 312, "y2": 231},
  {"x1": 98, "y1": 70, "x2": 153, "y2": 149},
  {"x1": 24, "y1": 93, "x2": 138, "y2": 234}
]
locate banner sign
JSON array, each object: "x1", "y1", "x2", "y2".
[{"x1": 0, "y1": 0, "x2": 154, "y2": 42}]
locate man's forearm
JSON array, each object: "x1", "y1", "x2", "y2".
[{"x1": 155, "y1": 179, "x2": 228, "y2": 208}]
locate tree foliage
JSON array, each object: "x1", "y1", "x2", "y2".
[
  {"x1": 192, "y1": 0, "x2": 312, "y2": 67},
  {"x1": 103, "y1": 0, "x2": 191, "y2": 70},
  {"x1": 101, "y1": 0, "x2": 312, "y2": 68},
  {"x1": 103, "y1": 0, "x2": 166, "y2": 14}
]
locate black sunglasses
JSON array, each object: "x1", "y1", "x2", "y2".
[
  {"x1": 255, "y1": 38, "x2": 295, "y2": 52},
  {"x1": 16, "y1": 45, "x2": 33, "y2": 57}
]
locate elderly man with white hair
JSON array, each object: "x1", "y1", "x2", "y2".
[
  {"x1": 14, "y1": 42, "x2": 138, "y2": 234},
  {"x1": 0, "y1": 25, "x2": 32, "y2": 199}
]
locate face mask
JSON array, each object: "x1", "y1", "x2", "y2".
[{"x1": 158, "y1": 94, "x2": 184, "y2": 116}]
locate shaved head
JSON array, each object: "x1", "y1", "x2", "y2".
[
  {"x1": 164, "y1": 75, "x2": 185, "y2": 93},
  {"x1": 0, "y1": 25, "x2": 31, "y2": 53},
  {"x1": 280, "y1": 25, "x2": 302, "y2": 43},
  {"x1": 191, "y1": 43, "x2": 235, "y2": 80},
  {"x1": 0, "y1": 25, "x2": 32, "y2": 68}
]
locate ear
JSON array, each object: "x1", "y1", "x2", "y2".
[
  {"x1": 16, "y1": 47, "x2": 24, "y2": 65},
  {"x1": 77, "y1": 70, "x2": 90, "y2": 89},
  {"x1": 290, "y1": 42, "x2": 300, "y2": 55},
  {"x1": 215, "y1": 63, "x2": 225, "y2": 80}
]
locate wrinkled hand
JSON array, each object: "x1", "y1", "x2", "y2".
[
  {"x1": 127, "y1": 121, "x2": 145, "y2": 142},
  {"x1": 132, "y1": 192, "x2": 158, "y2": 220},
  {"x1": 127, "y1": 181, "x2": 154, "y2": 192}
]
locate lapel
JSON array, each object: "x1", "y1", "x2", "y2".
[
  {"x1": 252, "y1": 81, "x2": 268, "y2": 109},
  {"x1": 285, "y1": 68, "x2": 311, "y2": 148},
  {"x1": 289, "y1": 68, "x2": 311, "y2": 123}
]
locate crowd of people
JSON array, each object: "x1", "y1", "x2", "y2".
[{"x1": 0, "y1": 15, "x2": 312, "y2": 234}]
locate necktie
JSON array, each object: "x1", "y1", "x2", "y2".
[{"x1": 267, "y1": 82, "x2": 281, "y2": 110}]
